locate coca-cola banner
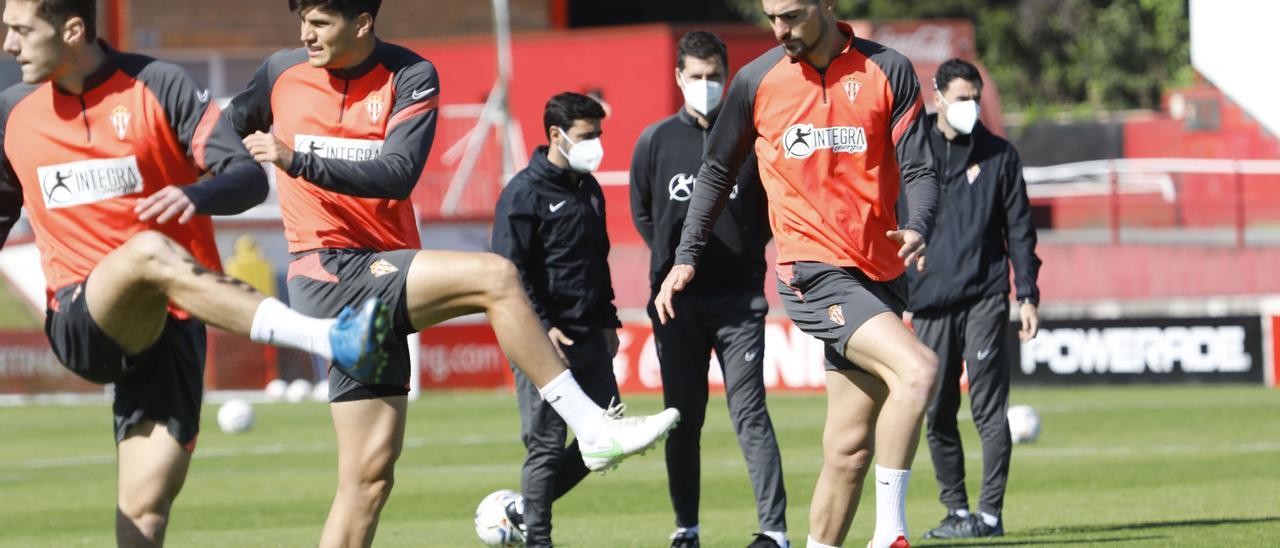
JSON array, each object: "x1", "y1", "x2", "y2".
[{"x1": 870, "y1": 19, "x2": 1005, "y2": 135}]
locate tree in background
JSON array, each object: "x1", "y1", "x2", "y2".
[{"x1": 728, "y1": 0, "x2": 1192, "y2": 119}]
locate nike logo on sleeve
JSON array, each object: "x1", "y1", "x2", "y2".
[
  {"x1": 549, "y1": 200, "x2": 567, "y2": 212},
  {"x1": 411, "y1": 87, "x2": 436, "y2": 100}
]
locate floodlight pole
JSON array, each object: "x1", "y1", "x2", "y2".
[
  {"x1": 439, "y1": 0, "x2": 517, "y2": 215},
  {"x1": 494, "y1": 0, "x2": 515, "y2": 182}
]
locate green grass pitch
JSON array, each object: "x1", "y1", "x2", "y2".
[{"x1": 1, "y1": 385, "x2": 1278, "y2": 546}]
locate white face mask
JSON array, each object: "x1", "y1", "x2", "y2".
[
  {"x1": 556, "y1": 127, "x2": 604, "y2": 173},
  {"x1": 941, "y1": 96, "x2": 980, "y2": 135},
  {"x1": 680, "y1": 75, "x2": 724, "y2": 116}
]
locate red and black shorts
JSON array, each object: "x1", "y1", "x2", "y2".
[
  {"x1": 776, "y1": 261, "x2": 907, "y2": 371},
  {"x1": 286, "y1": 248, "x2": 417, "y2": 402},
  {"x1": 44, "y1": 282, "x2": 206, "y2": 449}
]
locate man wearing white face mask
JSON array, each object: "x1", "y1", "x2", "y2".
[
  {"x1": 631, "y1": 31, "x2": 786, "y2": 548},
  {"x1": 492, "y1": 92, "x2": 635, "y2": 548},
  {"x1": 905, "y1": 58, "x2": 1041, "y2": 540}
]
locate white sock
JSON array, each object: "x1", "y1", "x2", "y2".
[
  {"x1": 763, "y1": 530, "x2": 789, "y2": 547},
  {"x1": 953, "y1": 508, "x2": 971, "y2": 519},
  {"x1": 980, "y1": 512, "x2": 999, "y2": 527},
  {"x1": 872, "y1": 465, "x2": 911, "y2": 547},
  {"x1": 249, "y1": 298, "x2": 336, "y2": 360},
  {"x1": 806, "y1": 535, "x2": 839, "y2": 548},
  {"x1": 538, "y1": 370, "x2": 605, "y2": 446},
  {"x1": 675, "y1": 525, "x2": 699, "y2": 536}
]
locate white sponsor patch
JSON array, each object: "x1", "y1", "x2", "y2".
[
  {"x1": 782, "y1": 123, "x2": 867, "y2": 159},
  {"x1": 294, "y1": 134, "x2": 384, "y2": 162},
  {"x1": 36, "y1": 156, "x2": 143, "y2": 209}
]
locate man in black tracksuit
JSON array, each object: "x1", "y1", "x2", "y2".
[
  {"x1": 631, "y1": 31, "x2": 787, "y2": 548},
  {"x1": 906, "y1": 59, "x2": 1041, "y2": 540},
  {"x1": 491, "y1": 92, "x2": 621, "y2": 548}
]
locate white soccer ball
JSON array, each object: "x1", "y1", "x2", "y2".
[
  {"x1": 285, "y1": 378, "x2": 312, "y2": 403},
  {"x1": 216, "y1": 399, "x2": 254, "y2": 434},
  {"x1": 264, "y1": 378, "x2": 288, "y2": 401},
  {"x1": 474, "y1": 489, "x2": 525, "y2": 547},
  {"x1": 1008, "y1": 404, "x2": 1041, "y2": 444}
]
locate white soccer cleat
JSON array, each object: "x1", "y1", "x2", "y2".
[{"x1": 580, "y1": 400, "x2": 680, "y2": 472}]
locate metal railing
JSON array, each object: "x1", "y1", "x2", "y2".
[{"x1": 1024, "y1": 158, "x2": 1280, "y2": 247}]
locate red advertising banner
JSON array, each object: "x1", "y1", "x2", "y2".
[
  {"x1": 0, "y1": 332, "x2": 98, "y2": 394},
  {"x1": 418, "y1": 318, "x2": 829, "y2": 393},
  {"x1": 419, "y1": 323, "x2": 516, "y2": 390}
]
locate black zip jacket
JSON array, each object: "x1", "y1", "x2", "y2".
[
  {"x1": 630, "y1": 108, "x2": 771, "y2": 294},
  {"x1": 491, "y1": 146, "x2": 621, "y2": 333},
  {"x1": 906, "y1": 115, "x2": 1041, "y2": 312}
]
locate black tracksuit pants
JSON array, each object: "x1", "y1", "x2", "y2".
[
  {"x1": 648, "y1": 290, "x2": 787, "y2": 533},
  {"x1": 512, "y1": 329, "x2": 620, "y2": 547},
  {"x1": 914, "y1": 293, "x2": 1013, "y2": 517}
]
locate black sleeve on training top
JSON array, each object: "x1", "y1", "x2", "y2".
[
  {"x1": 224, "y1": 49, "x2": 308, "y2": 136},
  {"x1": 0, "y1": 85, "x2": 31, "y2": 249},
  {"x1": 122, "y1": 54, "x2": 268, "y2": 215},
  {"x1": 859, "y1": 39, "x2": 939, "y2": 240},
  {"x1": 287, "y1": 53, "x2": 439, "y2": 201},
  {"x1": 490, "y1": 182, "x2": 553, "y2": 329},
  {"x1": 675, "y1": 47, "x2": 784, "y2": 268},
  {"x1": 630, "y1": 122, "x2": 659, "y2": 247},
  {"x1": 1001, "y1": 146, "x2": 1042, "y2": 305}
]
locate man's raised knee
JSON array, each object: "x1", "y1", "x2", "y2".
[
  {"x1": 479, "y1": 253, "x2": 523, "y2": 300},
  {"x1": 899, "y1": 348, "x2": 940, "y2": 407},
  {"x1": 119, "y1": 231, "x2": 187, "y2": 276}
]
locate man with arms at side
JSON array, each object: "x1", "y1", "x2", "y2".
[
  {"x1": 492, "y1": 91, "x2": 634, "y2": 548},
  {"x1": 632, "y1": 30, "x2": 787, "y2": 548},
  {"x1": 223, "y1": 3, "x2": 679, "y2": 545},
  {"x1": 909, "y1": 58, "x2": 1041, "y2": 541},
  {"x1": 654, "y1": 1, "x2": 940, "y2": 547},
  {"x1": 0, "y1": 0, "x2": 388, "y2": 545}
]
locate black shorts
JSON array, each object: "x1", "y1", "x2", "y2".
[
  {"x1": 44, "y1": 283, "x2": 206, "y2": 448},
  {"x1": 286, "y1": 248, "x2": 417, "y2": 402},
  {"x1": 776, "y1": 261, "x2": 907, "y2": 371}
]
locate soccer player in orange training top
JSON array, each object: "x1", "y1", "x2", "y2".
[
  {"x1": 654, "y1": 1, "x2": 941, "y2": 547},
  {"x1": 0, "y1": 0, "x2": 390, "y2": 545},
  {"x1": 221, "y1": 2, "x2": 679, "y2": 545}
]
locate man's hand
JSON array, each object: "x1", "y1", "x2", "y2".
[
  {"x1": 603, "y1": 328, "x2": 620, "y2": 358},
  {"x1": 654, "y1": 264, "x2": 695, "y2": 324},
  {"x1": 1019, "y1": 302, "x2": 1040, "y2": 342},
  {"x1": 243, "y1": 131, "x2": 294, "y2": 170},
  {"x1": 135, "y1": 186, "x2": 196, "y2": 224},
  {"x1": 887, "y1": 228, "x2": 927, "y2": 271},
  {"x1": 547, "y1": 327, "x2": 574, "y2": 360}
]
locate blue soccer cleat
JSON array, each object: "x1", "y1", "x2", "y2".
[{"x1": 329, "y1": 297, "x2": 391, "y2": 384}]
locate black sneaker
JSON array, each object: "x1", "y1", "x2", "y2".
[
  {"x1": 971, "y1": 517, "x2": 1004, "y2": 538},
  {"x1": 922, "y1": 510, "x2": 972, "y2": 539},
  {"x1": 670, "y1": 530, "x2": 700, "y2": 548},
  {"x1": 747, "y1": 533, "x2": 784, "y2": 548}
]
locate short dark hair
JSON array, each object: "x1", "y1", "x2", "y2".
[
  {"x1": 30, "y1": 0, "x2": 96, "y2": 40},
  {"x1": 934, "y1": 58, "x2": 983, "y2": 94},
  {"x1": 676, "y1": 30, "x2": 728, "y2": 71},
  {"x1": 543, "y1": 92, "x2": 606, "y2": 139},
  {"x1": 288, "y1": 0, "x2": 381, "y2": 19}
]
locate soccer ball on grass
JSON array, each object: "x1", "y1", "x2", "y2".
[
  {"x1": 474, "y1": 489, "x2": 525, "y2": 546},
  {"x1": 1008, "y1": 404, "x2": 1041, "y2": 444},
  {"x1": 216, "y1": 399, "x2": 254, "y2": 434}
]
